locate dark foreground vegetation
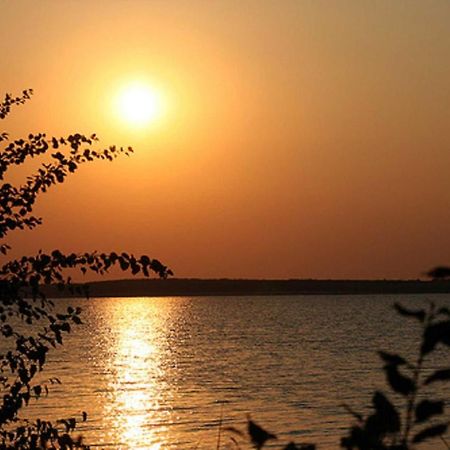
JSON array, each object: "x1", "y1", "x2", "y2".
[
  {"x1": 226, "y1": 300, "x2": 450, "y2": 450},
  {"x1": 1, "y1": 90, "x2": 449, "y2": 449},
  {"x1": 0, "y1": 90, "x2": 170, "y2": 449}
]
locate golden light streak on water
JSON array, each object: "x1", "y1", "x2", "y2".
[{"x1": 104, "y1": 299, "x2": 170, "y2": 449}]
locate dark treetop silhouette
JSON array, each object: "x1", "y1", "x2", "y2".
[{"x1": 0, "y1": 90, "x2": 171, "y2": 449}]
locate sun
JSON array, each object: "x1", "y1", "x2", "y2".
[{"x1": 116, "y1": 82, "x2": 164, "y2": 127}]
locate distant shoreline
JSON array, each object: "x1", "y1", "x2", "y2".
[{"x1": 44, "y1": 278, "x2": 450, "y2": 298}]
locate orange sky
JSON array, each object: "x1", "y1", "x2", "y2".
[{"x1": 1, "y1": 1, "x2": 449, "y2": 279}]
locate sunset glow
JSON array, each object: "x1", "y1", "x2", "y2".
[
  {"x1": 116, "y1": 82, "x2": 164, "y2": 127},
  {"x1": 2, "y1": 1, "x2": 450, "y2": 279},
  {"x1": 2, "y1": 1, "x2": 450, "y2": 449}
]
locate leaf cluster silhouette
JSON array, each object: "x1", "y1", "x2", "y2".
[
  {"x1": 340, "y1": 301, "x2": 450, "y2": 449},
  {"x1": 0, "y1": 90, "x2": 171, "y2": 449},
  {"x1": 223, "y1": 296, "x2": 449, "y2": 450}
]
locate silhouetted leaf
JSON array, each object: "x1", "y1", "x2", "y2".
[
  {"x1": 415, "y1": 400, "x2": 444, "y2": 423},
  {"x1": 385, "y1": 365, "x2": 415, "y2": 396},
  {"x1": 378, "y1": 351, "x2": 407, "y2": 366},
  {"x1": 247, "y1": 416, "x2": 277, "y2": 449},
  {"x1": 372, "y1": 391, "x2": 401, "y2": 433},
  {"x1": 33, "y1": 385, "x2": 42, "y2": 398},
  {"x1": 284, "y1": 444, "x2": 316, "y2": 450},
  {"x1": 394, "y1": 303, "x2": 425, "y2": 322},
  {"x1": 284, "y1": 443, "x2": 299, "y2": 450},
  {"x1": 424, "y1": 368, "x2": 450, "y2": 385},
  {"x1": 67, "y1": 417, "x2": 76, "y2": 431},
  {"x1": 413, "y1": 423, "x2": 448, "y2": 443},
  {"x1": 340, "y1": 425, "x2": 365, "y2": 450},
  {"x1": 422, "y1": 321, "x2": 450, "y2": 354}
]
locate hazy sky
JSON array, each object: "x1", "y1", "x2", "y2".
[{"x1": 1, "y1": 0, "x2": 449, "y2": 279}]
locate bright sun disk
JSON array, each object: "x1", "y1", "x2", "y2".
[{"x1": 116, "y1": 83, "x2": 163, "y2": 127}]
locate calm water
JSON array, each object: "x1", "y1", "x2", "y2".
[{"x1": 7, "y1": 294, "x2": 450, "y2": 449}]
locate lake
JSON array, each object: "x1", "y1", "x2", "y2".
[{"x1": 8, "y1": 294, "x2": 450, "y2": 449}]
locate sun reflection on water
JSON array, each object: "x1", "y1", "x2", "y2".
[{"x1": 105, "y1": 298, "x2": 170, "y2": 449}]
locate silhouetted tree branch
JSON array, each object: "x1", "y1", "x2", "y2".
[{"x1": 0, "y1": 90, "x2": 171, "y2": 449}]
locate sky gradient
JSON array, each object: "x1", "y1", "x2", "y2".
[{"x1": 1, "y1": 1, "x2": 449, "y2": 279}]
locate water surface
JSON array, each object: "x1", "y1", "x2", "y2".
[{"x1": 9, "y1": 294, "x2": 450, "y2": 448}]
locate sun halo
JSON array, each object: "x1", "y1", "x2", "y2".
[{"x1": 116, "y1": 82, "x2": 164, "y2": 128}]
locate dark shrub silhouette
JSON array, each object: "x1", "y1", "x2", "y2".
[
  {"x1": 0, "y1": 90, "x2": 171, "y2": 449},
  {"x1": 223, "y1": 292, "x2": 449, "y2": 450},
  {"x1": 426, "y1": 267, "x2": 450, "y2": 280},
  {"x1": 340, "y1": 300, "x2": 450, "y2": 449}
]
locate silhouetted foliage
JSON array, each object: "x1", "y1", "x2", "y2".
[
  {"x1": 247, "y1": 415, "x2": 277, "y2": 449},
  {"x1": 0, "y1": 90, "x2": 171, "y2": 449},
  {"x1": 221, "y1": 296, "x2": 449, "y2": 450},
  {"x1": 340, "y1": 301, "x2": 449, "y2": 449},
  {"x1": 222, "y1": 416, "x2": 316, "y2": 449},
  {"x1": 426, "y1": 267, "x2": 450, "y2": 280}
]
